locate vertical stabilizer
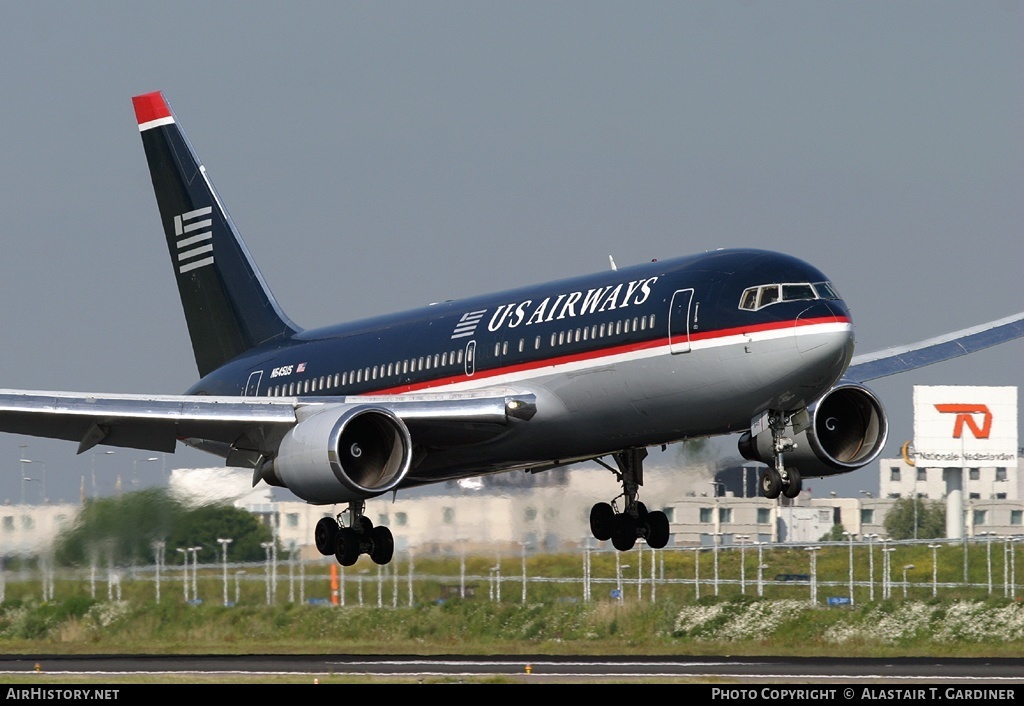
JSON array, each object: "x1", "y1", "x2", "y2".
[{"x1": 132, "y1": 92, "x2": 300, "y2": 377}]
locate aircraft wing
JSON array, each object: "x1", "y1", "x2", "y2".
[
  {"x1": 845, "y1": 312, "x2": 1024, "y2": 383},
  {"x1": 0, "y1": 388, "x2": 537, "y2": 458}
]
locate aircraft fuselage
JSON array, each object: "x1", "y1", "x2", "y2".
[{"x1": 192, "y1": 247, "x2": 854, "y2": 486}]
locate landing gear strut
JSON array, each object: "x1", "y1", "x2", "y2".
[
  {"x1": 313, "y1": 501, "x2": 394, "y2": 567},
  {"x1": 589, "y1": 448, "x2": 671, "y2": 550},
  {"x1": 759, "y1": 410, "x2": 802, "y2": 500}
]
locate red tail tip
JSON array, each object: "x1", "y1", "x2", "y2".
[{"x1": 132, "y1": 92, "x2": 171, "y2": 126}]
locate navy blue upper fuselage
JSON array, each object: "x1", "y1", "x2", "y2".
[{"x1": 187, "y1": 248, "x2": 851, "y2": 398}]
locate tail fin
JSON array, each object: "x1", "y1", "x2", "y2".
[{"x1": 132, "y1": 91, "x2": 300, "y2": 377}]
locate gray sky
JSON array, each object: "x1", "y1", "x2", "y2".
[{"x1": 0, "y1": 2, "x2": 1020, "y2": 504}]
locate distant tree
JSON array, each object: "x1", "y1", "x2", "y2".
[
  {"x1": 55, "y1": 489, "x2": 181, "y2": 566},
  {"x1": 819, "y1": 524, "x2": 848, "y2": 542},
  {"x1": 883, "y1": 497, "x2": 946, "y2": 540},
  {"x1": 54, "y1": 489, "x2": 275, "y2": 566},
  {"x1": 165, "y1": 503, "x2": 274, "y2": 564}
]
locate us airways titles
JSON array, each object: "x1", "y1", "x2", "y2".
[{"x1": 485, "y1": 276, "x2": 660, "y2": 333}]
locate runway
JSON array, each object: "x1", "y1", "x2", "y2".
[{"x1": 0, "y1": 655, "x2": 1021, "y2": 683}]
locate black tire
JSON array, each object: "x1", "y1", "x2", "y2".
[
  {"x1": 782, "y1": 467, "x2": 803, "y2": 498},
  {"x1": 611, "y1": 513, "x2": 637, "y2": 551},
  {"x1": 335, "y1": 527, "x2": 361, "y2": 567},
  {"x1": 634, "y1": 501, "x2": 648, "y2": 519},
  {"x1": 314, "y1": 517, "x2": 339, "y2": 556},
  {"x1": 761, "y1": 469, "x2": 782, "y2": 499},
  {"x1": 645, "y1": 510, "x2": 670, "y2": 549},
  {"x1": 590, "y1": 502, "x2": 615, "y2": 541},
  {"x1": 355, "y1": 515, "x2": 374, "y2": 534},
  {"x1": 369, "y1": 526, "x2": 395, "y2": 565}
]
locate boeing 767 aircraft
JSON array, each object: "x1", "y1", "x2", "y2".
[{"x1": 0, "y1": 92, "x2": 1021, "y2": 566}]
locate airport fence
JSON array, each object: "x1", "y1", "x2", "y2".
[{"x1": 0, "y1": 535, "x2": 1021, "y2": 608}]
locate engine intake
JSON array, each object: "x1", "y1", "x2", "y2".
[
  {"x1": 271, "y1": 405, "x2": 413, "y2": 503},
  {"x1": 738, "y1": 382, "x2": 888, "y2": 477}
]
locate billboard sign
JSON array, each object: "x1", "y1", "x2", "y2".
[{"x1": 913, "y1": 386, "x2": 1018, "y2": 468}]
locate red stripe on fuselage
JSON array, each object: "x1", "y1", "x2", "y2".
[{"x1": 354, "y1": 315, "x2": 850, "y2": 396}]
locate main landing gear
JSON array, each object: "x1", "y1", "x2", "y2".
[
  {"x1": 314, "y1": 500, "x2": 395, "y2": 567},
  {"x1": 759, "y1": 411, "x2": 802, "y2": 500},
  {"x1": 589, "y1": 448, "x2": 671, "y2": 551}
]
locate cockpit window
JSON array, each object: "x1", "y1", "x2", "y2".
[
  {"x1": 812, "y1": 281, "x2": 839, "y2": 300},
  {"x1": 739, "y1": 281, "x2": 840, "y2": 311},
  {"x1": 758, "y1": 285, "x2": 780, "y2": 308},
  {"x1": 782, "y1": 283, "x2": 815, "y2": 302}
]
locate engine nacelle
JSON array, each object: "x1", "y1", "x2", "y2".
[
  {"x1": 271, "y1": 405, "x2": 413, "y2": 503},
  {"x1": 738, "y1": 382, "x2": 888, "y2": 477}
]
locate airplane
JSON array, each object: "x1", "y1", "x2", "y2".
[{"x1": 0, "y1": 91, "x2": 1021, "y2": 567}]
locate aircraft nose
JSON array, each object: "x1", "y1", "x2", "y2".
[{"x1": 795, "y1": 300, "x2": 855, "y2": 385}]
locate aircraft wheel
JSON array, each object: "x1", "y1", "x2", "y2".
[
  {"x1": 611, "y1": 513, "x2": 637, "y2": 552},
  {"x1": 590, "y1": 502, "x2": 615, "y2": 541},
  {"x1": 369, "y1": 526, "x2": 394, "y2": 565},
  {"x1": 761, "y1": 469, "x2": 782, "y2": 499},
  {"x1": 634, "y1": 501, "x2": 648, "y2": 520},
  {"x1": 782, "y1": 468, "x2": 803, "y2": 499},
  {"x1": 335, "y1": 527, "x2": 361, "y2": 567},
  {"x1": 314, "y1": 517, "x2": 339, "y2": 556},
  {"x1": 645, "y1": 511, "x2": 670, "y2": 549},
  {"x1": 355, "y1": 515, "x2": 374, "y2": 534}
]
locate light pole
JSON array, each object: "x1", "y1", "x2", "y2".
[
  {"x1": 21, "y1": 475, "x2": 42, "y2": 505},
  {"x1": 864, "y1": 534, "x2": 878, "y2": 602},
  {"x1": 902, "y1": 564, "x2": 915, "y2": 599},
  {"x1": 706, "y1": 532, "x2": 723, "y2": 596},
  {"x1": 176, "y1": 547, "x2": 188, "y2": 602},
  {"x1": 132, "y1": 457, "x2": 159, "y2": 490},
  {"x1": 152, "y1": 540, "x2": 165, "y2": 604},
  {"x1": 843, "y1": 531, "x2": 856, "y2": 605},
  {"x1": 617, "y1": 564, "x2": 630, "y2": 604},
  {"x1": 234, "y1": 571, "x2": 246, "y2": 605},
  {"x1": 805, "y1": 546, "x2": 820, "y2": 605},
  {"x1": 736, "y1": 535, "x2": 750, "y2": 595},
  {"x1": 261, "y1": 541, "x2": 274, "y2": 605},
  {"x1": 882, "y1": 546, "x2": 896, "y2": 599},
  {"x1": 912, "y1": 477, "x2": 919, "y2": 541},
  {"x1": 217, "y1": 538, "x2": 233, "y2": 606},
  {"x1": 18, "y1": 458, "x2": 31, "y2": 505},
  {"x1": 928, "y1": 543, "x2": 941, "y2": 598},
  {"x1": 694, "y1": 546, "x2": 701, "y2": 600},
  {"x1": 91, "y1": 450, "x2": 115, "y2": 497},
  {"x1": 188, "y1": 546, "x2": 202, "y2": 602},
  {"x1": 756, "y1": 541, "x2": 766, "y2": 597},
  {"x1": 520, "y1": 541, "x2": 528, "y2": 605},
  {"x1": 982, "y1": 531, "x2": 995, "y2": 594}
]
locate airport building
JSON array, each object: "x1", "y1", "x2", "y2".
[{"x1": 1, "y1": 454, "x2": 1020, "y2": 561}]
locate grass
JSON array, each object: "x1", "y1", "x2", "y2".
[{"x1": 0, "y1": 545, "x2": 1020, "y2": 658}]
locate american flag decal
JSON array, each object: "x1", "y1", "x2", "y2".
[
  {"x1": 451, "y1": 310, "x2": 486, "y2": 339},
  {"x1": 173, "y1": 206, "x2": 214, "y2": 274}
]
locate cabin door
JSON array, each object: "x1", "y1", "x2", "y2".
[{"x1": 668, "y1": 288, "x2": 694, "y2": 354}]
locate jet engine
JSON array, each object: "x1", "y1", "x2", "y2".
[
  {"x1": 738, "y1": 382, "x2": 888, "y2": 477},
  {"x1": 268, "y1": 405, "x2": 413, "y2": 503}
]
